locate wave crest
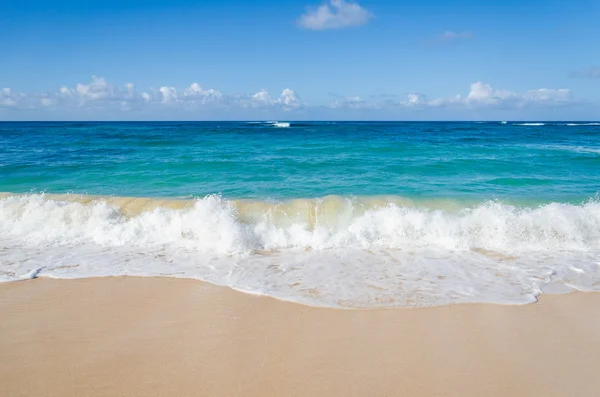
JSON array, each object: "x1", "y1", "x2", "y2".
[
  {"x1": 2, "y1": 193, "x2": 599, "y2": 253},
  {"x1": 2, "y1": 193, "x2": 600, "y2": 308}
]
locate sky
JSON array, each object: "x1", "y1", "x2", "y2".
[{"x1": 1, "y1": 0, "x2": 599, "y2": 120}]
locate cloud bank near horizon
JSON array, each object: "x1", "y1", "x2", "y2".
[
  {"x1": 1, "y1": 76, "x2": 303, "y2": 113},
  {"x1": 0, "y1": 76, "x2": 587, "y2": 120},
  {"x1": 330, "y1": 82, "x2": 574, "y2": 110}
]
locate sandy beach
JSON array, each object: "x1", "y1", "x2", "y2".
[{"x1": 1, "y1": 277, "x2": 600, "y2": 396}]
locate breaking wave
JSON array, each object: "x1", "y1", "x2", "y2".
[{"x1": 1, "y1": 193, "x2": 600, "y2": 308}]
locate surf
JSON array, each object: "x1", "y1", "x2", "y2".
[{"x1": 1, "y1": 193, "x2": 600, "y2": 308}]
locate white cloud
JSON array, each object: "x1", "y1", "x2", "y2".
[
  {"x1": 404, "y1": 93, "x2": 427, "y2": 106},
  {"x1": 0, "y1": 87, "x2": 32, "y2": 108},
  {"x1": 464, "y1": 82, "x2": 571, "y2": 107},
  {"x1": 523, "y1": 88, "x2": 572, "y2": 103},
  {"x1": 59, "y1": 86, "x2": 72, "y2": 96},
  {"x1": 298, "y1": 0, "x2": 372, "y2": 30},
  {"x1": 40, "y1": 98, "x2": 54, "y2": 107},
  {"x1": 123, "y1": 83, "x2": 136, "y2": 99},
  {"x1": 75, "y1": 75, "x2": 113, "y2": 100},
  {"x1": 466, "y1": 81, "x2": 515, "y2": 104},
  {"x1": 0, "y1": 77, "x2": 581, "y2": 120},
  {"x1": 55, "y1": 76, "x2": 145, "y2": 110},
  {"x1": 159, "y1": 86, "x2": 178, "y2": 105},
  {"x1": 423, "y1": 82, "x2": 573, "y2": 108},
  {"x1": 183, "y1": 83, "x2": 223, "y2": 104},
  {"x1": 250, "y1": 88, "x2": 303, "y2": 111},
  {"x1": 279, "y1": 89, "x2": 302, "y2": 110},
  {"x1": 0, "y1": 76, "x2": 303, "y2": 115},
  {"x1": 329, "y1": 82, "x2": 575, "y2": 110},
  {"x1": 1, "y1": 88, "x2": 17, "y2": 107},
  {"x1": 251, "y1": 89, "x2": 274, "y2": 106},
  {"x1": 329, "y1": 96, "x2": 379, "y2": 110}
]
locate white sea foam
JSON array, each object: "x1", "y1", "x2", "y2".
[
  {"x1": 247, "y1": 121, "x2": 290, "y2": 127},
  {"x1": 270, "y1": 121, "x2": 290, "y2": 128},
  {"x1": 566, "y1": 123, "x2": 600, "y2": 126},
  {"x1": 524, "y1": 144, "x2": 600, "y2": 155},
  {"x1": 1, "y1": 194, "x2": 600, "y2": 308},
  {"x1": 516, "y1": 123, "x2": 545, "y2": 126}
]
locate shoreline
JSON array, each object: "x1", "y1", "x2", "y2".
[
  {"x1": 2, "y1": 276, "x2": 600, "y2": 396},
  {"x1": 4, "y1": 274, "x2": 560, "y2": 310},
  {"x1": 3, "y1": 192, "x2": 599, "y2": 308},
  {"x1": 0, "y1": 275, "x2": 551, "y2": 310}
]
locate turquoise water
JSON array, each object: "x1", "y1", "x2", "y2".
[
  {"x1": 1, "y1": 121, "x2": 600, "y2": 308},
  {"x1": 1, "y1": 121, "x2": 599, "y2": 202}
]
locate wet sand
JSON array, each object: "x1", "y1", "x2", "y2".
[{"x1": 1, "y1": 277, "x2": 600, "y2": 397}]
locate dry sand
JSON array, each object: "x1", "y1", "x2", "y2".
[{"x1": 1, "y1": 277, "x2": 600, "y2": 397}]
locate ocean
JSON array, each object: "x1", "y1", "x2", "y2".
[{"x1": 1, "y1": 121, "x2": 599, "y2": 307}]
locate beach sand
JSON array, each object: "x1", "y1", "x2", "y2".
[{"x1": 2, "y1": 277, "x2": 600, "y2": 397}]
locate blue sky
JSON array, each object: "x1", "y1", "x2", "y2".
[{"x1": 1, "y1": 0, "x2": 599, "y2": 120}]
